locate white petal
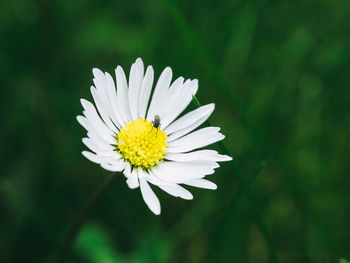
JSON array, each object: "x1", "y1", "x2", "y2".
[
  {"x1": 101, "y1": 71, "x2": 118, "y2": 104},
  {"x1": 78, "y1": 115, "x2": 115, "y2": 150},
  {"x1": 104, "y1": 72, "x2": 124, "y2": 128},
  {"x1": 137, "y1": 169, "x2": 148, "y2": 180},
  {"x1": 139, "y1": 178, "x2": 161, "y2": 215},
  {"x1": 161, "y1": 79, "x2": 198, "y2": 128},
  {"x1": 126, "y1": 168, "x2": 139, "y2": 189},
  {"x1": 128, "y1": 59, "x2": 144, "y2": 120},
  {"x1": 184, "y1": 179, "x2": 217, "y2": 190},
  {"x1": 90, "y1": 86, "x2": 118, "y2": 133},
  {"x1": 105, "y1": 154, "x2": 123, "y2": 164},
  {"x1": 92, "y1": 70, "x2": 122, "y2": 129},
  {"x1": 215, "y1": 154, "x2": 232, "y2": 161},
  {"x1": 166, "y1": 115, "x2": 208, "y2": 142},
  {"x1": 115, "y1": 66, "x2": 132, "y2": 123},
  {"x1": 123, "y1": 162, "x2": 131, "y2": 177},
  {"x1": 130, "y1": 167, "x2": 139, "y2": 179},
  {"x1": 165, "y1": 77, "x2": 185, "y2": 98},
  {"x1": 77, "y1": 115, "x2": 90, "y2": 132},
  {"x1": 92, "y1": 69, "x2": 122, "y2": 129},
  {"x1": 165, "y1": 150, "x2": 232, "y2": 162},
  {"x1": 156, "y1": 77, "x2": 184, "y2": 118},
  {"x1": 165, "y1": 103, "x2": 214, "y2": 135},
  {"x1": 147, "y1": 67, "x2": 172, "y2": 121},
  {"x1": 92, "y1": 68, "x2": 110, "y2": 106},
  {"x1": 138, "y1": 66, "x2": 154, "y2": 119},
  {"x1": 156, "y1": 79, "x2": 189, "y2": 126},
  {"x1": 86, "y1": 131, "x2": 113, "y2": 151},
  {"x1": 141, "y1": 170, "x2": 166, "y2": 185},
  {"x1": 77, "y1": 114, "x2": 115, "y2": 145},
  {"x1": 80, "y1": 99, "x2": 115, "y2": 143},
  {"x1": 82, "y1": 151, "x2": 103, "y2": 164},
  {"x1": 158, "y1": 184, "x2": 193, "y2": 200},
  {"x1": 135, "y1": 58, "x2": 144, "y2": 78},
  {"x1": 144, "y1": 171, "x2": 193, "y2": 200},
  {"x1": 126, "y1": 177, "x2": 139, "y2": 189},
  {"x1": 82, "y1": 138, "x2": 111, "y2": 156},
  {"x1": 167, "y1": 127, "x2": 224, "y2": 153},
  {"x1": 77, "y1": 115, "x2": 96, "y2": 135},
  {"x1": 100, "y1": 162, "x2": 123, "y2": 172},
  {"x1": 151, "y1": 161, "x2": 217, "y2": 183}
]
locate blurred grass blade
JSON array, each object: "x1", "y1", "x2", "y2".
[{"x1": 192, "y1": 95, "x2": 279, "y2": 263}]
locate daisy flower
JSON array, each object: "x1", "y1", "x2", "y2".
[{"x1": 77, "y1": 58, "x2": 232, "y2": 215}]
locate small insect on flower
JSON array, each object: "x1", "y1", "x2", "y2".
[
  {"x1": 77, "y1": 58, "x2": 232, "y2": 215},
  {"x1": 152, "y1": 115, "x2": 161, "y2": 129},
  {"x1": 151, "y1": 114, "x2": 161, "y2": 136}
]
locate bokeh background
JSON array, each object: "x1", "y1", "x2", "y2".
[{"x1": 1, "y1": 0, "x2": 350, "y2": 262}]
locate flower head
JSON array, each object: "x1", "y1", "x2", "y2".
[{"x1": 77, "y1": 58, "x2": 232, "y2": 215}]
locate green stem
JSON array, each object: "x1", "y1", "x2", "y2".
[
  {"x1": 192, "y1": 95, "x2": 279, "y2": 263},
  {"x1": 54, "y1": 173, "x2": 116, "y2": 263}
]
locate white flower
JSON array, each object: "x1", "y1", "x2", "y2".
[{"x1": 77, "y1": 58, "x2": 232, "y2": 215}]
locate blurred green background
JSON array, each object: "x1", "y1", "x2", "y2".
[{"x1": 1, "y1": 0, "x2": 350, "y2": 262}]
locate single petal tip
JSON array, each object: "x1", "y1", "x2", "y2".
[{"x1": 185, "y1": 194, "x2": 194, "y2": 200}]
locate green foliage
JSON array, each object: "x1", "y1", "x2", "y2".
[
  {"x1": 0, "y1": 0, "x2": 349, "y2": 262},
  {"x1": 75, "y1": 224, "x2": 171, "y2": 263}
]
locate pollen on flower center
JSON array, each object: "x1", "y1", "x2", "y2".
[{"x1": 116, "y1": 118, "x2": 168, "y2": 169}]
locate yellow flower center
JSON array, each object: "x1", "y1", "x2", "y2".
[{"x1": 116, "y1": 118, "x2": 168, "y2": 169}]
